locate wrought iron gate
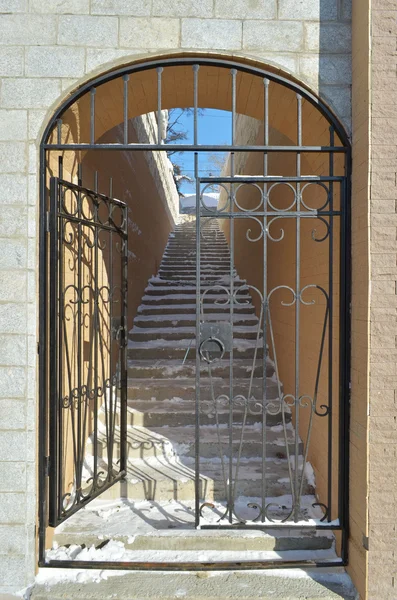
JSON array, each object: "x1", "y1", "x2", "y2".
[
  {"x1": 195, "y1": 171, "x2": 348, "y2": 531},
  {"x1": 39, "y1": 56, "x2": 351, "y2": 567},
  {"x1": 47, "y1": 175, "x2": 128, "y2": 526}
]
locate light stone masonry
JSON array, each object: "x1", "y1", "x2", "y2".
[
  {"x1": 278, "y1": 0, "x2": 338, "y2": 21},
  {"x1": 181, "y1": 18, "x2": 242, "y2": 50},
  {"x1": 0, "y1": 142, "x2": 27, "y2": 173},
  {"x1": 29, "y1": 0, "x2": 89, "y2": 13},
  {"x1": 0, "y1": 47, "x2": 24, "y2": 77},
  {"x1": 153, "y1": 0, "x2": 213, "y2": 18},
  {"x1": 1, "y1": 78, "x2": 61, "y2": 109},
  {"x1": 91, "y1": 0, "x2": 151, "y2": 16},
  {"x1": 0, "y1": 398, "x2": 27, "y2": 429},
  {"x1": 120, "y1": 17, "x2": 180, "y2": 48},
  {"x1": 0, "y1": 0, "x2": 353, "y2": 593},
  {"x1": 304, "y1": 22, "x2": 352, "y2": 53},
  {"x1": 0, "y1": 0, "x2": 26, "y2": 11},
  {"x1": 0, "y1": 239, "x2": 26, "y2": 269},
  {"x1": 0, "y1": 174, "x2": 28, "y2": 204},
  {"x1": 214, "y1": 0, "x2": 276, "y2": 20},
  {"x1": 0, "y1": 14, "x2": 57, "y2": 45},
  {"x1": 25, "y1": 46, "x2": 86, "y2": 78},
  {"x1": 243, "y1": 21, "x2": 304, "y2": 52},
  {"x1": 85, "y1": 48, "x2": 142, "y2": 72},
  {"x1": 0, "y1": 110, "x2": 27, "y2": 141},
  {"x1": 58, "y1": 15, "x2": 119, "y2": 47}
]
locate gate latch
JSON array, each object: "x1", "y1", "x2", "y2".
[{"x1": 199, "y1": 322, "x2": 232, "y2": 363}]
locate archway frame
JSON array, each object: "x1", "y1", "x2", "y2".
[{"x1": 38, "y1": 54, "x2": 352, "y2": 570}]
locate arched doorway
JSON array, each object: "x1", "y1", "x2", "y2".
[{"x1": 38, "y1": 56, "x2": 351, "y2": 569}]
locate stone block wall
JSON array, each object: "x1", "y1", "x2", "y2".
[{"x1": 0, "y1": 0, "x2": 351, "y2": 593}]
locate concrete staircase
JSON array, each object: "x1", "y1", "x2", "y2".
[
  {"x1": 95, "y1": 219, "x2": 312, "y2": 506},
  {"x1": 85, "y1": 221, "x2": 331, "y2": 536}
]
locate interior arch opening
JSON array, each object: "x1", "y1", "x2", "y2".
[{"x1": 40, "y1": 57, "x2": 350, "y2": 568}]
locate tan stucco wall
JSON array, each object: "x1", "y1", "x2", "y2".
[{"x1": 346, "y1": 2, "x2": 370, "y2": 598}]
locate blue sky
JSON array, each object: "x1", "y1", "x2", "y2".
[{"x1": 166, "y1": 108, "x2": 232, "y2": 195}]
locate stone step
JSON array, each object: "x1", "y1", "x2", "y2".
[
  {"x1": 114, "y1": 400, "x2": 287, "y2": 428},
  {"x1": 163, "y1": 252, "x2": 229, "y2": 258},
  {"x1": 160, "y1": 265, "x2": 232, "y2": 272},
  {"x1": 147, "y1": 277, "x2": 247, "y2": 287},
  {"x1": 158, "y1": 275, "x2": 233, "y2": 282},
  {"x1": 54, "y1": 526, "x2": 334, "y2": 554},
  {"x1": 127, "y1": 358, "x2": 274, "y2": 379},
  {"x1": 144, "y1": 286, "x2": 249, "y2": 296},
  {"x1": 138, "y1": 293, "x2": 250, "y2": 306},
  {"x1": 163, "y1": 252, "x2": 231, "y2": 259},
  {"x1": 158, "y1": 271, "x2": 232, "y2": 278},
  {"x1": 133, "y1": 314, "x2": 258, "y2": 328},
  {"x1": 129, "y1": 325, "x2": 261, "y2": 341},
  {"x1": 84, "y1": 446, "x2": 307, "y2": 500},
  {"x1": 89, "y1": 423, "x2": 300, "y2": 462},
  {"x1": 126, "y1": 377, "x2": 281, "y2": 401},
  {"x1": 166, "y1": 236, "x2": 227, "y2": 241},
  {"x1": 137, "y1": 303, "x2": 256, "y2": 315},
  {"x1": 127, "y1": 341, "x2": 265, "y2": 360},
  {"x1": 147, "y1": 424, "x2": 301, "y2": 461},
  {"x1": 30, "y1": 568, "x2": 357, "y2": 599},
  {"x1": 166, "y1": 245, "x2": 229, "y2": 252}
]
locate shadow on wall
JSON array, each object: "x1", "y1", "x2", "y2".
[
  {"x1": 318, "y1": 0, "x2": 352, "y2": 133},
  {"x1": 81, "y1": 114, "x2": 179, "y2": 333}
]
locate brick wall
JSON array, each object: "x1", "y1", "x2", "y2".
[
  {"x1": 368, "y1": 1, "x2": 397, "y2": 599},
  {"x1": 0, "y1": 0, "x2": 352, "y2": 593}
]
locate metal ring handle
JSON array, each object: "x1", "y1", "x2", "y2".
[{"x1": 199, "y1": 336, "x2": 225, "y2": 364}]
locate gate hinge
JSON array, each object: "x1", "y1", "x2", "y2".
[
  {"x1": 45, "y1": 212, "x2": 50, "y2": 232},
  {"x1": 362, "y1": 535, "x2": 369, "y2": 551},
  {"x1": 44, "y1": 456, "x2": 50, "y2": 477}
]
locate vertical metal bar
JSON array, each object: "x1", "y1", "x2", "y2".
[
  {"x1": 261, "y1": 78, "x2": 269, "y2": 520},
  {"x1": 90, "y1": 88, "x2": 96, "y2": 146},
  {"x1": 38, "y1": 144, "x2": 48, "y2": 558},
  {"x1": 119, "y1": 202, "x2": 128, "y2": 474},
  {"x1": 229, "y1": 68, "x2": 237, "y2": 522},
  {"x1": 339, "y1": 150, "x2": 351, "y2": 564},
  {"x1": 195, "y1": 152, "x2": 201, "y2": 527},
  {"x1": 231, "y1": 69, "x2": 237, "y2": 146},
  {"x1": 58, "y1": 155, "x2": 63, "y2": 180},
  {"x1": 327, "y1": 126, "x2": 334, "y2": 522},
  {"x1": 57, "y1": 174, "x2": 64, "y2": 519},
  {"x1": 294, "y1": 94, "x2": 302, "y2": 522},
  {"x1": 193, "y1": 65, "x2": 199, "y2": 146},
  {"x1": 123, "y1": 75, "x2": 129, "y2": 145},
  {"x1": 76, "y1": 165, "x2": 83, "y2": 500},
  {"x1": 93, "y1": 173, "x2": 99, "y2": 490},
  {"x1": 108, "y1": 222, "x2": 114, "y2": 480},
  {"x1": 48, "y1": 176, "x2": 59, "y2": 526},
  {"x1": 156, "y1": 67, "x2": 164, "y2": 146}
]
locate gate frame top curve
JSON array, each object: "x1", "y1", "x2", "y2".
[{"x1": 38, "y1": 53, "x2": 352, "y2": 571}]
